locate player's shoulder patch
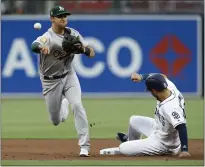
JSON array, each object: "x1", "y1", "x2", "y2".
[{"x1": 40, "y1": 36, "x2": 47, "y2": 44}]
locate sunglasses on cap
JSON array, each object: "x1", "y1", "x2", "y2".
[{"x1": 55, "y1": 14, "x2": 67, "y2": 18}]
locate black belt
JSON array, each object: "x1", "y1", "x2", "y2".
[{"x1": 43, "y1": 72, "x2": 68, "y2": 80}]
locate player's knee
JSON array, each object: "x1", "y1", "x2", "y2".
[
  {"x1": 129, "y1": 115, "x2": 140, "y2": 126},
  {"x1": 119, "y1": 142, "x2": 134, "y2": 156},
  {"x1": 52, "y1": 121, "x2": 60, "y2": 126},
  {"x1": 50, "y1": 116, "x2": 60, "y2": 126}
]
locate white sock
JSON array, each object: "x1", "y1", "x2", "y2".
[{"x1": 60, "y1": 98, "x2": 69, "y2": 122}]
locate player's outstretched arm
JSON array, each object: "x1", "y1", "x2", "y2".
[
  {"x1": 130, "y1": 73, "x2": 167, "y2": 82},
  {"x1": 31, "y1": 42, "x2": 50, "y2": 55},
  {"x1": 175, "y1": 123, "x2": 191, "y2": 158}
]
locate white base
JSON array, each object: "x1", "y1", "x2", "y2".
[{"x1": 100, "y1": 147, "x2": 121, "y2": 155}]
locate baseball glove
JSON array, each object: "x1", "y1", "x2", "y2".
[{"x1": 62, "y1": 28, "x2": 84, "y2": 54}]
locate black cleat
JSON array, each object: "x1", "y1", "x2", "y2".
[{"x1": 116, "y1": 132, "x2": 128, "y2": 143}]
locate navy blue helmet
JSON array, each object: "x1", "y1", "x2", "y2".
[{"x1": 145, "y1": 74, "x2": 168, "y2": 92}]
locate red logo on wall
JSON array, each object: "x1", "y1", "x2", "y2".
[{"x1": 150, "y1": 35, "x2": 191, "y2": 77}]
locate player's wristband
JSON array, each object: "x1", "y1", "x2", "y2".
[
  {"x1": 140, "y1": 74, "x2": 150, "y2": 81},
  {"x1": 175, "y1": 123, "x2": 188, "y2": 152},
  {"x1": 84, "y1": 47, "x2": 91, "y2": 56}
]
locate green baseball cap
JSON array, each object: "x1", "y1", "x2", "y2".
[{"x1": 50, "y1": 5, "x2": 71, "y2": 17}]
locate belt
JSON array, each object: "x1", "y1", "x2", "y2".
[{"x1": 43, "y1": 72, "x2": 68, "y2": 80}]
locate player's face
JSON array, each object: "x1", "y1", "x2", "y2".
[{"x1": 51, "y1": 15, "x2": 68, "y2": 28}]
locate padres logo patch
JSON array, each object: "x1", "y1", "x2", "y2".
[{"x1": 40, "y1": 37, "x2": 47, "y2": 44}]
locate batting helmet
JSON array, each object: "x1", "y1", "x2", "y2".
[{"x1": 145, "y1": 74, "x2": 168, "y2": 92}]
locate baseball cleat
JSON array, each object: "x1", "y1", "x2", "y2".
[
  {"x1": 116, "y1": 132, "x2": 128, "y2": 143},
  {"x1": 100, "y1": 147, "x2": 121, "y2": 155},
  {"x1": 79, "y1": 148, "x2": 90, "y2": 157}
]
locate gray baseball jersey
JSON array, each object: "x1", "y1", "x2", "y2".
[{"x1": 33, "y1": 27, "x2": 88, "y2": 77}]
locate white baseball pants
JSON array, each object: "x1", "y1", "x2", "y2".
[{"x1": 119, "y1": 115, "x2": 170, "y2": 156}]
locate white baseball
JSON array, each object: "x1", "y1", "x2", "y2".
[{"x1": 34, "y1": 23, "x2": 41, "y2": 30}]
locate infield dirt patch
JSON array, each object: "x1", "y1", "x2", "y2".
[{"x1": 1, "y1": 139, "x2": 203, "y2": 160}]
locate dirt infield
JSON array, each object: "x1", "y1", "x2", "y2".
[{"x1": 1, "y1": 139, "x2": 204, "y2": 160}]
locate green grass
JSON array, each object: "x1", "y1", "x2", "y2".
[
  {"x1": 1, "y1": 98, "x2": 204, "y2": 166},
  {"x1": 1, "y1": 160, "x2": 204, "y2": 166},
  {"x1": 2, "y1": 98, "x2": 204, "y2": 139}
]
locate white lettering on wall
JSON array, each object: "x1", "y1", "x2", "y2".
[
  {"x1": 3, "y1": 38, "x2": 36, "y2": 77},
  {"x1": 107, "y1": 37, "x2": 142, "y2": 77},
  {"x1": 74, "y1": 37, "x2": 105, "y2": 78}
]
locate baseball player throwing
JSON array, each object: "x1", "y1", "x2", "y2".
[
  {"x1": 100, "y1": 73, "x2": 191, "y2": 158},
  {"x1": 31, "y1": 5, "x2": 95, "y2": 157}
]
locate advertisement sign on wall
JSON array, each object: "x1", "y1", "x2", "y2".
[{"x1": 1, "y1": 15, "x2": 202, "y2": 97}]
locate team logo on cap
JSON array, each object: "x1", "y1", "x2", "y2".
[{"x1": 59, "y1": 6, "x2": 64, "y2": 11}]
